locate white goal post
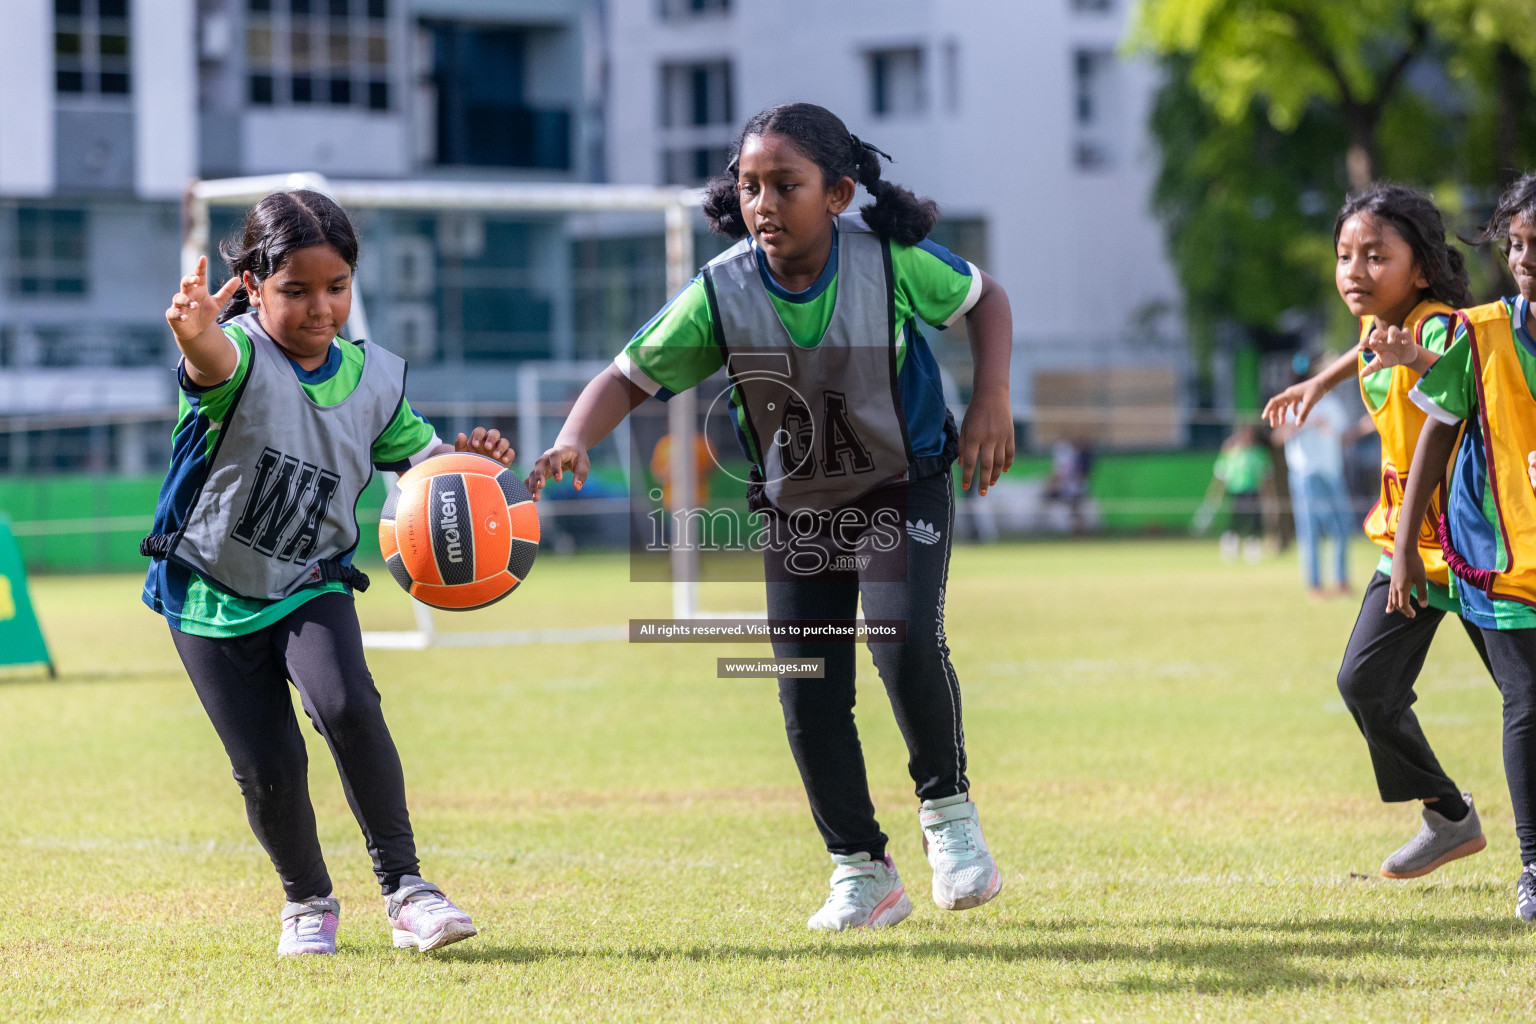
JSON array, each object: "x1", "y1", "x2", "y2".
[{"x1": 183, "y1": 173, "x2": 706, "y2": 647}]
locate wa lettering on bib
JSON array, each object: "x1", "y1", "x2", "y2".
[{"x1": 228, "y1": 446, "x2": 344, "y2": 564}]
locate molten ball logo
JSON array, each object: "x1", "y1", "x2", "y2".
[{"x1": 439, "y1": 489, "x2": 463, "y2": 563}]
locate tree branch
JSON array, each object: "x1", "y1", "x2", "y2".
[{"x1": 1281, "y1": 7, "x2": 1359, "y2": 109}]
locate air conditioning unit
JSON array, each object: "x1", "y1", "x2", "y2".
[
  {"x1": 388, "y1": 235, "x2": 436, "y2": 299},
  {"x1": 386, "y1": 302, "x2": 438, "y2": 362},
  {"x1": 436, "y1": 214, "x2": 485, "y2": 260}
]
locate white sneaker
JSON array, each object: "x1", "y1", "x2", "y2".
[
  {"x1": 920, "y1": 794, "x2": 1002, "y2": 910},
  {"x1": 276, "y1": 895, "x2": 339, "y2": 956},
  {"x1": 807, "y1": 853, "x2": 913, "y2": 932},
  {"x1": 385, "y1": 876, "x2": 477, "y2": 952}
]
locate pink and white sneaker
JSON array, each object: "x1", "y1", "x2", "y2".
[
  {"x1": 385, "y1": 876, "x2": 477, "y2": 952},
  {"x1": 807, "y1": 853, "x2": 912, "y2": 932},
  {"x1": 920, "y1": 793, "x2": 1003, "y2": 910},
  {"x1": 276, "y1": 895, "x2": 339, "y2": 956}
]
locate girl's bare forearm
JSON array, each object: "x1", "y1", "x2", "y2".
[
  {"x1": 555, "y1": 364, "x2": 651, "y2": 450},
  {"x1": 178, "y1": 325, "x2": 237, "y2": 387},
  {"x1": 967, "y1": 273, "x2": 1012, "y2": 396},
  {"x1": 1314, "y1": 344, "x2": 1364, "y2": 391}
]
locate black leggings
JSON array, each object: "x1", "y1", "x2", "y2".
[
  {"x1": 1479, "y1": 627, "x2": 1536, "y2": 865},
  {"x1": 763, "y1": 472, "x2": 967, "y2": 860},
  {"x1": 1336, "y1": 572, "x2": 1493, "y2": 802},
  {"x1": 170, "y1": 592, "x2": 418, "y2": 900}
]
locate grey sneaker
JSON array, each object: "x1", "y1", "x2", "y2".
[
  {"x1": 385, "y1": 876, "x2": 477, "y2": 951},
  {"x1": 276, "y1": 895, "x2": 339, "y2": 956},
  {"x1": 1380, "y1": 793, "x2": 1487, "y2": 879}
]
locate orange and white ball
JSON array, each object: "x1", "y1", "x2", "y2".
[{"x1": 379, "y1": 452, "x2": 539, "y2": 610}]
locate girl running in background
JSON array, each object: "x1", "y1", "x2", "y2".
[
  {"x1": 528, "y1": 102, "x2": 1015, "y2": 931},
  {"x1": 1391, "y1": 172, "x2": 1536, "y2": 920},
  {"x1": 1264, "y1": 184, "x2": 1492, "y2": 879},
  {"x1": 141, "y1": 190, "x2": 509, "y2": 955}
]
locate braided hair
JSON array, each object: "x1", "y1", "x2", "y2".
[
  {"x1": 217, "y1": 189, "x2": 360, "y2": 322},
  {"x1": 701, "y1": 102, "x2": 938, "y2": 245},
  {"x1": 1334, "y1": 183, "x2": 1472, "y2": 308}
]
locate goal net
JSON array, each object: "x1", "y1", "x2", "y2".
[{"x1": 184, "y1": 173, "x2": 708, "y2": 648}]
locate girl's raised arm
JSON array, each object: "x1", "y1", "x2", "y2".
[{"x1": 166, "y1": 255, "x2": 242, "y2": 387}]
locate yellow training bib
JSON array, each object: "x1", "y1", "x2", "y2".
[
  {"x1": 1357, "y1": 300, "x2": 1456, "y2": 584},
  {"x1": 1459, "y1": 300, "x2": 1536, "y2": 607}
]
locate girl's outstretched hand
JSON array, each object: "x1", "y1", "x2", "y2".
[
  {"x1": 456, "y1": 426, "x2": 514, "y2": 466},
  {"x1": 958, "y1": 389, "x2": 1014, "y2": 495},
  {"x1": 1387, "y1": 547, "x2": 1428, "y2": 619},
  {"x1": 527, "y1": 444, "x2": 590, "y2": 502},
  {"x1": 167, "y1": 255, "x2": 240, "y2": 344},
  {"x1": 1529, "y1": 451, "x2": 1536, "y2": 491},
  {"x1": 1263, "y1": 380, "x2": 1318, "y2": 427},
  {"x1": 1360, "y1": 323, "x2": 1419, "y2": 376}
]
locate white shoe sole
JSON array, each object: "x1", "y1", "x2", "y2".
[
  {"x1": 934, "y1": 867, "x2": 1003, "y2": 911},
  {"x1": 392, "y1": 919, "x2": 478, "y2": 952}
]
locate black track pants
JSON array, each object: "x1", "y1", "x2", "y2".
[
  {"x1": 1477, "y1": 627, "x2": 1536, "y2": 864},
  {"x1": 169, "y1": 592, "x2": 419, "y2": 900},
  {"x1": 763, "y1": 472, "x2": 968, "y2": 860},
  {"x1": 1337, "y1": 571, "x2": 1493, "y2": 802}
]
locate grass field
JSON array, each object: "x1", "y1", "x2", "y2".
[{"x1": 4, "y1": 539, "x2": 1536, "y2": 1022}]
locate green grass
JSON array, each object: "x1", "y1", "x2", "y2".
[{"x1": 4, "y1": 540, "x2": 1536, "y2": 1022}]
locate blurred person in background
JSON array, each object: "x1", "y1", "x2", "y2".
[
  {"x1": 1203, "y1": 424, "x2": 1272, "y2": 562},
  {"x1": 1272, "y1": 354, "x2": 1358, "y2": 598}
]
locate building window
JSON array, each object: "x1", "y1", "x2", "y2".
[
  {"x1": 659, "y1": 61, "x2": 732, "y2": 130},
  {"x1": 868, "y1": 48, "x2": 925, "y2": 118},
  {"x1": 55, "y1": 0, "x2": 132, "y2": 97},
  {"x1": 660, "y1": 146, "x2": 729, "y2": 186},
  {"x1": 11, "y1": 208, "x2": 89, "y2": 297},
  {"x1": 658, "y1": 60, "x2": 733, "y2": 184},
  {"x1": 1073, "y1": 49, "x2": 1116, "y2": 171},
  {"x1": 427, "y1": 23, "x2": 572, "y2": 170},
  {"x1": 246, "y1": 0, "x2": 391, "y2": 110},
  {"x1": 658, "y1": 0, "x2": 729, "y2": 17}
]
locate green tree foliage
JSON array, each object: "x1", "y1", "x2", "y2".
[
  {"x1": 1147, "y1": 56, "x2": 1347, "y2": 376},
  {"x1": 1133, "y1": 0, "x2": 1536, "y2": 386}
]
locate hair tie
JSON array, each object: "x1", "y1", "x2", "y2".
[{"x1": 848, "y1": 134, "x2": 894, "y2": 164}]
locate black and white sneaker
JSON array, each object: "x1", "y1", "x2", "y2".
[{"x1": 1517, "y1": 865, "x2": 1536, "y2": 923}]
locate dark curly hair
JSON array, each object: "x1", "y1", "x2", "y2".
[
  {"x1": 1471, "y1": 171, "x2": 1536, "y2": 249},
  {"x1": 701, "y1": 102, "x2": 938, "y2": 246},
  {"x1": 217, "y1": 189, "x2": 359, "y2": 322},
  {"x1": 1333, "y1": 183, "x2": 1471, "y2": 308}
]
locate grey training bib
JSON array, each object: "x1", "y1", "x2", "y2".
[
  {"x1": 703, "y1": 216, "x2": 912, "y2": 513},
  {"x1": 166, "y1": 312, "x2": 406, "y2": 599}
]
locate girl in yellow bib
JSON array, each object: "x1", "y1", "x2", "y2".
[
  {"x1": 1391, "y1": 172, "x2": 1536, "y2": 920},
  {"x1": 1265, "y1": 184, "x2": 1492, "y2": 879}
]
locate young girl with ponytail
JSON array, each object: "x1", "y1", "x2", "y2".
[
  {"x1": 142, "y1": 189, "x2": 509, "y2": 954},
  {"x1": 529, "y1": 102, "x2": 1015, "y2": 931},
  {"x1": 1391, "y1": 172, "x2": 1536, "y2": 920},
  {"x1": 1264, "y1": 184, "x2": 1495, "y2": 880}
]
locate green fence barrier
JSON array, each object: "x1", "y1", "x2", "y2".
[{"x1": 0, "y1": 453, "x2": 1225, "y2": 573}]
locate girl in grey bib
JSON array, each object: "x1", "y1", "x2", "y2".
[
  {"x1": 144, "y1": 189, "x2": 511, "y2": 955},
  {"x1": 529, "y1": 103, "x2": 1017, "y2": 931}
]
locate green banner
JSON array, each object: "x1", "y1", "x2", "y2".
[{"x1": 0, "y1": 518, "x2": 53, "y2": 677}]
